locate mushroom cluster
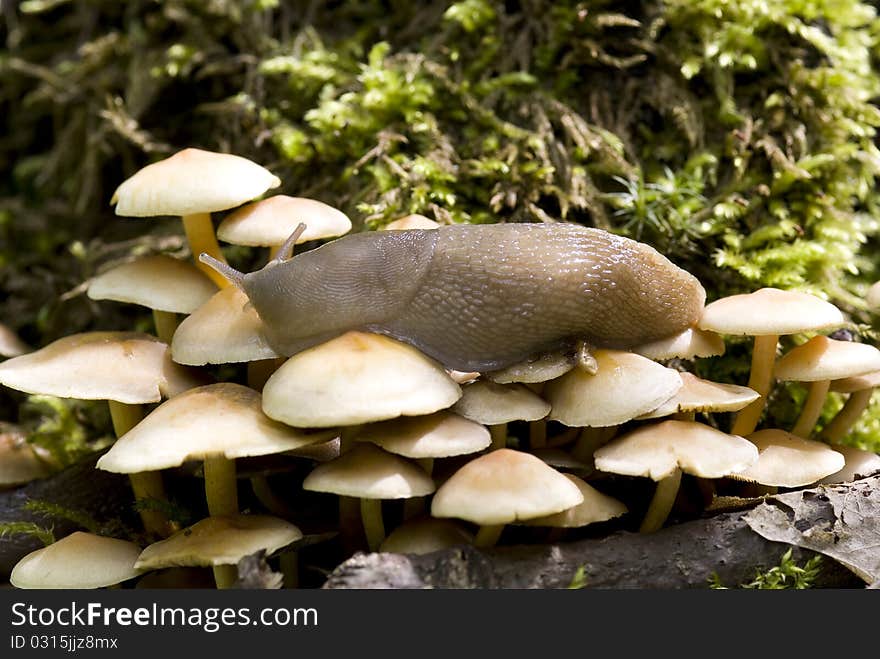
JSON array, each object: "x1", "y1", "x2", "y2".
[{"x1": 3, "y1": 148, "x2": 879, "y2": 591}]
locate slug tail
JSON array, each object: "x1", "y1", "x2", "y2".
[{"x1": 199, "y1": 253, "x2": 245, "y2": 290}]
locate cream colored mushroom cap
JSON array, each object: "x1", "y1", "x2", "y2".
[
  {"x1": 633, "y1": 327, "x2": 726, "y2": 361},
  {"x1": 730, "y1": 429, "x2": 845, "y2": 487},
  {"x1": 171, "y1": 286, "x2": 280, "y2": 365},
  {"x1": 431, "y1": 448, "x2": 584, "y2": 525},
  {"x1": 830, "y1": 369, "x2": 880, "y2": 393},
  {"x1": 452, "y1": 381, "x2": 550, "y2": 425},
  {"x1": 356, "y1": 412, "x2": 490, "y2": 459},
  {"x1": 0, "y1": 423, "x2": 52, "y2": 486},
  {"x1": 521, "y1": 474, "x2": 628, "y2": 528},
  {"x1": 819, "y1": 445, "x2": 880, "y2": 484},
  {"x1": 383, "y1": 215, "x2": 440, "y2": 230},
  {"x1": 698, "y1": 288, "x2": 845, "y2": 336},
  {"x1": 637, "y1": 372, "x2": 759, "y2": 419},
  {"x1": 302, "y1": 444, "x2": 435, "y2": 499},
  {"x1": 11, "y1": 532, "x2": 142, "y2": 589},
  {"x1": 593, "y1": 420, "x2": 758, "y2": 481},
  {"x1": 96, "y1": 383, "x2": 332, "y2": 473},
  {"x1": 0, "y1": 331, "x2": 203, "y2": 404},
  {"x1": 262, "y1": 331, "x2": 461, "y2": 427},
  {"x1": 87, "y1": 254, "x2": 217, "y2": 314},
  {"x1": 379, "y1": 518, "x2": 473, "y2": 555},
  {"x1": 545, "y1": 350, "x2": 683, "y2": 427},
  {"x1": 217, "y1": 196, "x2": 352, "y2": 246},
  {"x1": 486, "y1": 352, "x2": 575, "y2": 384},
  {"x1": 135, "y1": 515, "x2": 302, "y2": 570},
  {"x1": 112, "y1": 148, "x2": 281, "y2": 217},
  {"x1": 0, "y1": 323, "x2": 29, "y2": 358},
  {"x1": 774, "y1": 336, "x2": 880, "y2": 382}
]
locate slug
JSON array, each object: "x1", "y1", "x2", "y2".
[{"x1": 203, "y1": 223, "x2": 706, "y2": 372}]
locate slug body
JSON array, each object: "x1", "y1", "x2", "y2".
[{"x1": 231, "y1": 223, "x2": 706, "y2": 372}]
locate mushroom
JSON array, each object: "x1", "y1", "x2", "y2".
[
  {"x1": 636, "y1": 372, "x2": 759, "y2": 421},
  {"x1": 452, "y1": 380, "x2": 550, "y2": 450},
  {"x1": 217, "y1": 195, "x2": 352, "y2": 259},
  {"x1": 593, "y1": 420, "x2": 758, "y2": 532},
  {"x1": 379, "y1": 517, "x2": 474, "y2": 555},
  {"x1": 302, "y1": 443, "x2": 435, "y2": 551},
  {"x1": 11, "y1": 532, "x2": 142, "y2": 589},
  {"x1": 0, "y1": 322, "x2": 29, "y2": 358},
  {"x1": 382, "y1": 214, "x2": 441, "y2": 230},
  {"x1": 729, "y1": 429, "x2": 845, "y2": 488},
  {"x1": 431, "y1": 448, "x2": 584, "y2": 547},
  {"x1": 0, "y1": 331, "x2": 205, "y2": 536},
  {"x1": 262, "y1": 331, "x2": 462, "y2": 430},
  {"x1": 111, "y1": 147, "x2": 281, "y2": 288},
  {"x1": 818, "y1": 445, "x2": 880, "y2": 484},
  {"x1": 86, "y1": 254, "x2": 217, "y2": 342},
  {"x1": 697, "y1": 287, "x2": 846, "y2": 436},
  {"x1": 134, "y1": 514, "x2": 303, "y2": 589},
  {"x1": 773, "y1": 335, "x2": 880, "y2": 438}
]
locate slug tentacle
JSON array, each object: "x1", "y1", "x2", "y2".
[
  {"x1": 267, "y1": 222, "x2": 308, "y2": 267},
  {"x1": 199, "y1": 253, "x2": 245, "y2": 290}
]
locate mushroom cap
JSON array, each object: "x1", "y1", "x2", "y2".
[
  {"x1": 819, "y1": 445, "x2": 880, "y2": 484},
  {"x1": 379, "y1": 517, "x2": 473, "y2": 555},
  {"x1": 262, "y1": 331, "x2": 462, "y2": 428},
  {"x1": 302, "y1": 443, "x2": 435, "y2": 500},
  {"x1": 0, "y1": 331, "x2": 204, "y2": 404},
  {"x1": 485, "y1": 352, "x2": 575, "y2": 384},
  {"x1": 112, "y1": 148, "x2": 281, "y2": 217},
  {"x1": 637, "y1": 372, "x2": 759, "y2": 419},
  {"x1": 729, "y1": 429, "x2": 845, "y2": 487},
  {"x1": 87, "y1": 254, "x2": 217, "y2": 314},
  {"x1": 774, "y1": 335, "x2": 880, "y2": 382},
  {"x1": 217, "y1": 195, "x2": 352, "y2": 246},
  {"x1": 383, "y1": 215, "x2": 440, "y2": 230},
  {"x1": 96, "y1": 383, "x2": 332, "y2": 473},
  {"x1": 544, "y1": 350, "x2": 683, "y2": 427},
  {"x1": 355, "y1": 411, "x2": 490, "y2": 459},
  {"x1": 171, "y1": 286, "x2": 280, "y2": 365},
  {"x1": 593, "y1": 420, "x2": 759, "y2": 481},
  {"x1": 632, "y1": 327, "x2": 726, "y2": 361},
  {"x1": 830, "y1": 369, "x2": 880, "y2": 393},
  {"x1": 135, "y1": 515, "x2": 302, "y2": 570},
  {"x1": 698, "y1": 287, "x2": 846, "y2": 336},
  {"x1": 431, "y1": 448, "x2": 584, "y2": 525},
  {"x1": 0, "y1": 322, "x2": 29, "y2": 358},
  {"x1": 0, "y1": 423, "x2": 52, "y2": 486},
  {"x1": 11, "y1": 532, "x2": 142, "y2": 589},
  {"x1": 521, "y1": 474, "x2": 628, "y2": 528},
  {"x1": 452, "y1": 380, "x2": 550, "y2": 425}
]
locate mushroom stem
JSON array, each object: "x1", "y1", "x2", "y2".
[
  {"x1": 474, "y1": 524, "x2": 504, "y2": 548},
  {"x1": 108, "y1": 400, "x2": 174, "y2": 537},
  {"x1": 360, "y1": 498, "x2": 385, "y2": 552},
  {"x1": 731, "y1": 334, "x2": 778, "y2": 436},
  {"x1": 639, "y1": 467, "x2": 683, "y2": 533},
  {"x1": 489, "y1": 424, "x2": 507, "y2": 450},
  {"x1": 821, "y1": 388, "x2": 874, "y2": 444},
  {"x1": 212, "y1": 565, "x2": 238, "y2": 590},
  {"x1": 530, "y1": 420, "x2": 547, "y2": 448},
  {"x1": 183, "y1": 212, "x2": 229, "y2": 289},
  {"x1": 204, "y1": 455, "x2": 238, "y2": 517},
  {"x1": 792, "y1": 380, "x2": 830, "y2": 438},
  {"x1": 151, "y1": 310, "x2": 180, "y2": 344}
]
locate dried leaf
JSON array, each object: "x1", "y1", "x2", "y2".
[{"x1": 744, "y1": 476, "x2": 880, "y2": 583}]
